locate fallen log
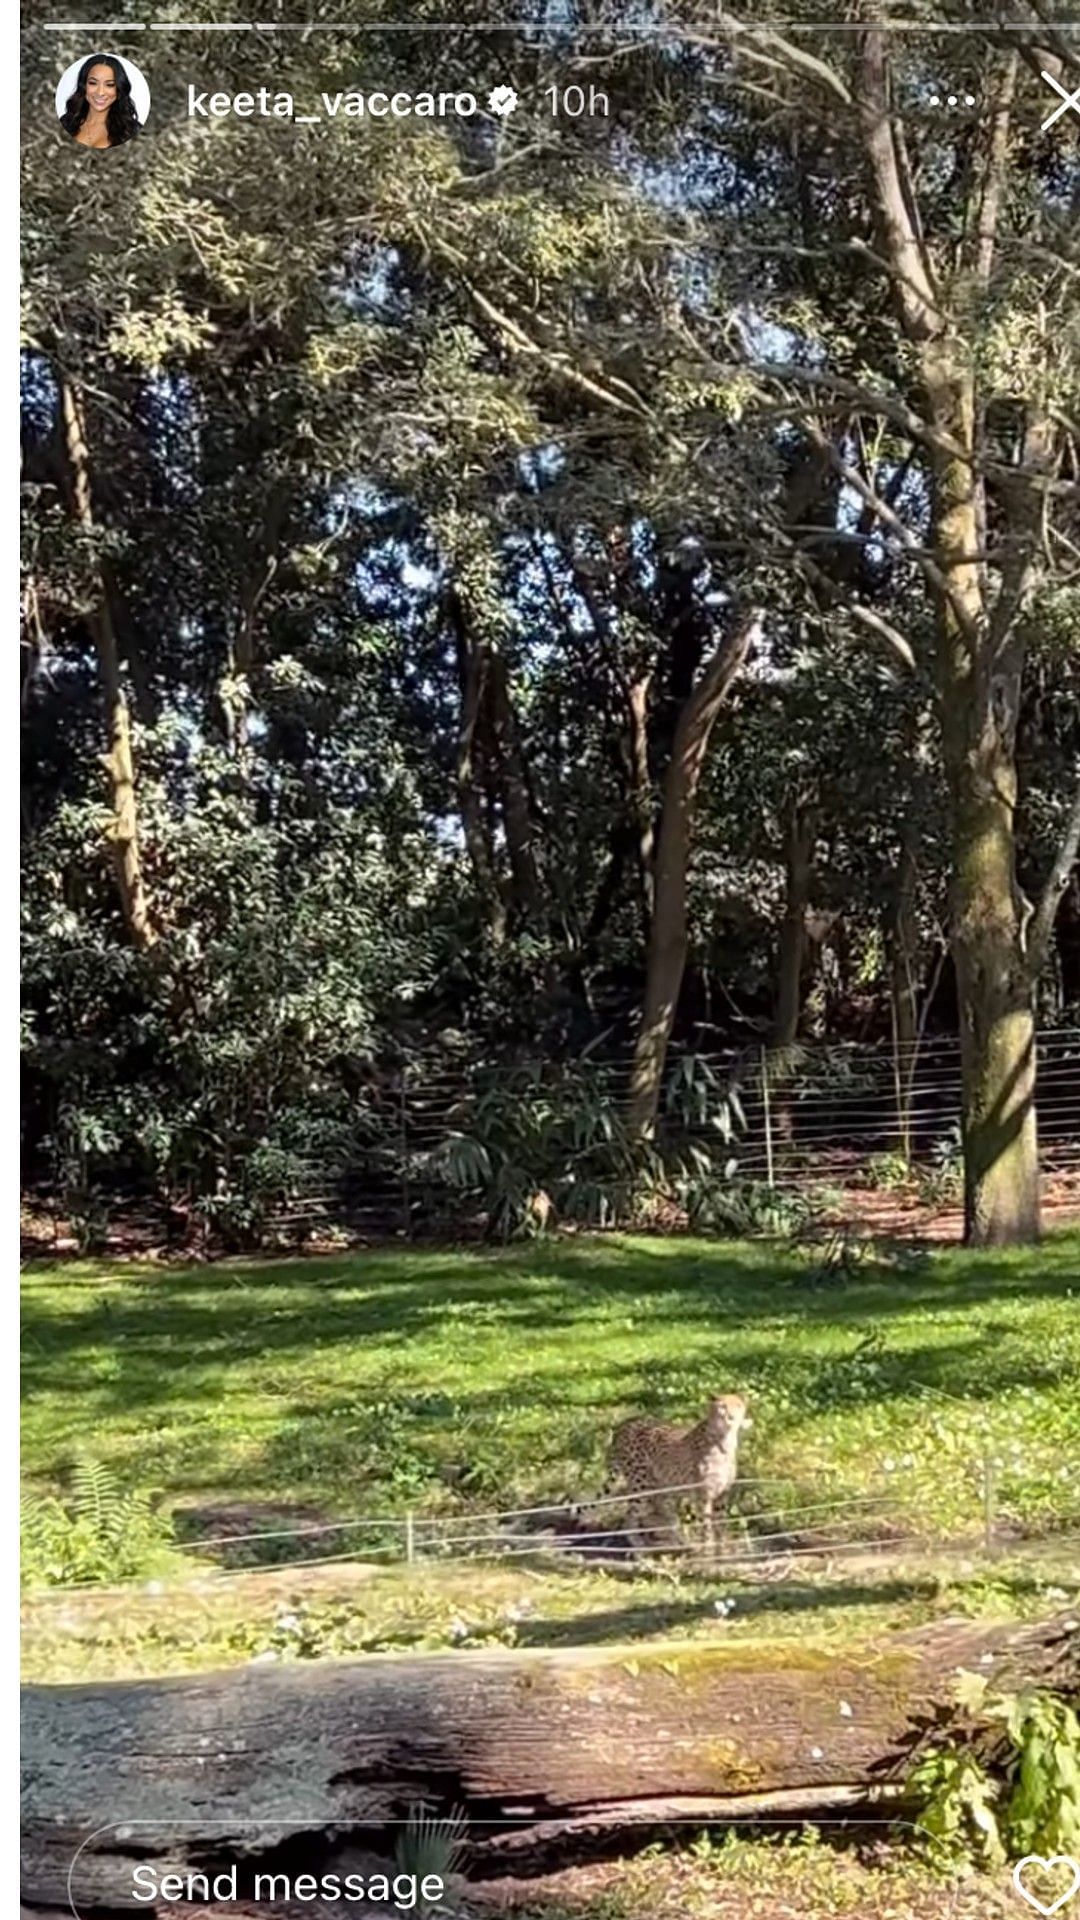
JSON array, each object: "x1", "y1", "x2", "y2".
[{"x1": 22, "y1": 1610, "x2": 1078, "y2": 1910}]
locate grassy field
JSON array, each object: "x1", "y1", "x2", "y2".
[{"x1": 22, "y1": 1230, "x2": 1080, "y2": 1547}]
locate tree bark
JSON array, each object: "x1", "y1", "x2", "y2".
[
  {"x1": 488, "y1": 649, "x2": 542, "y2": 926},
  {"x1": 772, "y1": 800, "x2": 816, "y2": 1050},
  {"x1": 449, "y1": 592, "x2": 506, "y2": 946},
  {"x1": 626, "y1": 672, "x2": 656, "y2": 927},
  {"x1": 629, "y1": 614, "x2": 760, "y2": 1137},
  {"x1": 21, "y1": 1612, "x2": 1077, "y2": 1910},
  {"x1": 855, "y1": 28, "x2": 1052, "y2": 1244},
  {"x1": 770, "y1": 799, "x2": 816, "y2": 1145},
  {"x1": 223, "y1": 484, "x2": 287, "y2": 759},
  {"x1": 60, "y1": 379, "x2": 156, "y2": 951},
  {"x1": 925, "y1": 357, "x2": 1041, "y2": 1245},
  {"x1": 889, "y1": 827, "x2": 920, "y2": 1166}
]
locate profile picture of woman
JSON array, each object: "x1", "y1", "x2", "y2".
[{"x1": 55, "y1": 53, "x2": 150, "y2": 149}]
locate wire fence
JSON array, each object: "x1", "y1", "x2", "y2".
[
  {"x1": 25, "y1": 1448, "x2": 1080, "y2": 1600},
  {"x1": 21, "y1": 1025, "x2": 1080, "y2": 1250},
  {"x1": 255, "y1": 1024, "x2": 1080, "y2": 1241}
]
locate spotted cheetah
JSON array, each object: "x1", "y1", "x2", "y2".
[{"x1": 608, "y1": 1393, "x2": 749, "y2": 1555}]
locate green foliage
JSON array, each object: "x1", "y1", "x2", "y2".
[
  {"x1": 908, "y1": 1745, "x2": 1004, "y2": 1870},
  {"x1": 21, "y1": 10, "x2": 1080, "y2": 1253},
  {"x1": 24, "y1": 798, "x2": 431, "y2": 1246},
  {"x1": 21, "y1": 1460, "x2": 172, "y2": 1588},
  {"x1": 665, "y1": 1054, "x2": 746, "y2": 1141},
  {"x1": 676, "y1": 1174, "x2": 822, "y2": 1239},
  {"x1": 420, "y1": 1064, "x2": 650, "y2": 1237},
  {"x1": 909, "y1": 1684, "x2": 1080, "y2": 1870},
  {"x1": 916, "y1": 1126, "x2": 965, "y2": 1208},
  {"x1": 1001, "y1": 1690, "x2": 1080, "y2": 1861},
  {"x1": 861, "y1": 1151, "x2": 914, "y2": 1193},
  {"x1": 420, "y1": 1055, "x2": 775, "y2": 1240}
]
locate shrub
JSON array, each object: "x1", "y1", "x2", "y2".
[
  {"x1": 908, "y1": 1680, "x2": 1080, "y2": 1870},
  {"x1": 21, "y1": 1460, "x2": 173, "y2": 1588}
]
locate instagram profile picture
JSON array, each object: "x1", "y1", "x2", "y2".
[{"x1": 55, "y1": 53, "x2": 150, "y2": 149}]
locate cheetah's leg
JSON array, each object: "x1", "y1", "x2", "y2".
[
  {"x1": 650, "y1": 1494, "x2": 684, "y2": 1553},
  {"x1": 624, "y1": 1493, "x2": 671, "y2": 1555},
  {"x1": 621, "y1": 1483, "x2": 654, "y2": 1553},
  {"x1": 701, "y1": 1492, "x2": 715, "y2": 1561},
  {"x1": 645, "y1": 1496, "x2": 679, "y2": 1553}
]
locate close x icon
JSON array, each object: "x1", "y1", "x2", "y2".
[{"x1": 1041, "y1": 67, "x2": 1080, "y2": 128}]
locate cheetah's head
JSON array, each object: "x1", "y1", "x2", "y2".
[{"x1": 705, "y1": 1393, "x2": 750, "y2": 1441}]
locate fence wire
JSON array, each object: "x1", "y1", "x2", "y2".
[
  {"x1": 21, "y1": 1026, "x2": 1080, "y2": 1249},
  {"x1": 266, "y1": 1025, "x2": 1080, "y2": 1240},
  {"x1": 27, "y1": 1453, "x2": 1077, "y2": 1600}
]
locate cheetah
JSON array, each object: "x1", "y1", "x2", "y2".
[{"x1": 608, "y1": 1393, "x2": 749, "y2": 1556}]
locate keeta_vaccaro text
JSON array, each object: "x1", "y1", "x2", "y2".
[{"x1": 187, "y1": 84, "x2": 489, "y2": 120}]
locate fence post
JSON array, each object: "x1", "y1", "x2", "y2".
[
  {"x1": 761, "y1": 1047, "x2": 775, "y2": 1190},
  {"x1": 399, "y1": 1064, "x2": 411, "y2": 1239},
  {"x1": 982, "y1": 1450, "x2": 998, "y2": 1556},
  {"x1": 405, "y1": 1511, "x2": 416, "y2": 1566},
  {"x1": 890, "y1": 1006, "x2": 911, "y2": 1170}
]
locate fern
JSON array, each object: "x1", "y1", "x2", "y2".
[
  {"x1": 21, "y1": 1460, "x2": 169, "y2": 1587},
  {"x1": 394, "y1": 1802, "x2": 468, "y2": 1907}
]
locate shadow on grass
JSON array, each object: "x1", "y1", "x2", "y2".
[
  {"x1": 21, "y1": 1234, "x2": 1080, "y2": 1514},
  {"x1": 510, "y1": 1575, "x2": 942, "y2": 1648},
  {"x1": 22, "y1": 1227, "x2": 1080, "y2": 1355}
]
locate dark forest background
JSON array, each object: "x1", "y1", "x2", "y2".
[{"x1": 20, "y1": 2, "x2": 1080, "y2": 1250}]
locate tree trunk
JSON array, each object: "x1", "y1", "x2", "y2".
[
  {"x1": 626, "y1": 672, "x2": 655, "y2": 928},
  {"x1": 772, "y1": 800, "x2": 815, "y2": 1050},
  {"x1": 855, "y1": 30, "x2": 1047, "y2": 1245},
  {"x1": 949, "y1": 758, "x2": 1039, "y2": 1247},
  {"x1": 629, "y1": 615, "x2": 759, "y2": 1137},
  {"x1": 925, "y1": 361, "x2": 1039, "y2": 1245},
  {"x1": 488, "y1": 650, "x2": 542, "y2": 926},
  {"x1": 449, "y1": 593, "x2": 506, "y2": 946},
  {"x1": 60, "y1": 379, "x2": 156, "y2": 951},
  {"x1": 771, "y1": 799, "x2": 816, "y2": 1145},
  {"x1": 21, "y1": 1612, "x2": 1077, "y2": 1910},
  {"x1": 223, "y1": 487, "x2": 287, "y2": 759},
  {"x1": 889, "y1": 829, "x2": 920, "y2": 1166}
]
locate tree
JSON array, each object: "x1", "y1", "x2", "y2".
[
  {"x1": 628, "y1": 609, "x2": 760, "y2": 1135},
  {"x1": 683, "y1": 6, "x2": 1080, "y2": 1242}
]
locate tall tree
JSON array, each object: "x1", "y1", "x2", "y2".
[
  {"x1": 694, "y1": 8, "x2": 1080, "y2": 1242},
  {"x1": 628, "y1": 610, "x2": 760, "y2": 1135},
  {"x1": 59, "y1": 379, "x2": 156, "y2": 950}
]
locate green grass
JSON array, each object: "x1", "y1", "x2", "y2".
[
  {"x1": 23, "y1": 1234, "x2": 1080, "y2": 1907},
  {"x1": 22, "y1": 1546, "x2": 1080, "y2": 1683},
  {"x1": 20, "y1": 1231, "x2": 1080, "y2": 1680},
  {"x1": 22, "y1": 1230, "x2": 1080, "y2": 1547}
]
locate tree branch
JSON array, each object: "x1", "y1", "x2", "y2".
[
  {"x1": 855, "y1": 24, "x2": 943, "y2": 343},
  {"x1": 799, "y1": 415, "x2": 978, "y2": 641},
  {"x1": 1027, "y1": 771, "x2": 1080, "y2": 982},
  {"x1": 463, "y1": 281, "x2": 651, "y2": 420},
  {"x1": 971, "y1": 52, "x2": 1017, "y2": 287},
  {"x1": 690, "y1": 14, "x2": 852, "y2": 106}
]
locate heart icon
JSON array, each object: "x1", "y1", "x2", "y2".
[{"x1": 1013, "y1": 1855, "x2": 1080, "y2": 1916}]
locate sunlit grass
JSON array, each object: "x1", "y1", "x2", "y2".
[{"x1": 22, "y1": 1230, "x2": 1080, "y2": 1547}]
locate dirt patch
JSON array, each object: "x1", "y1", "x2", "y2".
[{"x1": 171, "y1": 1500, "x2": 345, "y2": 1569}]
